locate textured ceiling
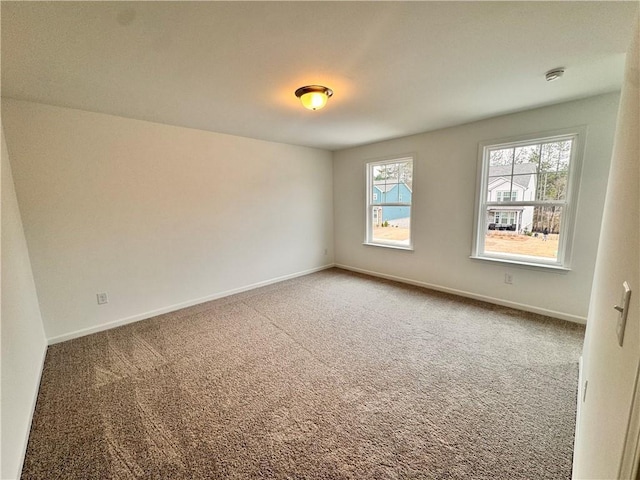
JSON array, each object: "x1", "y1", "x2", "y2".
[{"x1": 1, "y1": 1, "x2": 637, "y2": 150}]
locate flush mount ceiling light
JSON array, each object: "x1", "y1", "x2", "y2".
[
  {"x1": 295, "y1": 85, "x2": 333, "y2": 111},
  {"x1": 545, "y1": 68, "x2": 565, "y2": 82}
]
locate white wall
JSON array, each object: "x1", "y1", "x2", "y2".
[
  {"x1": 333, "y1": 93, "x2": 620, "y2": 322},
  {"x1": 1, "y1": 125, "x2": 48, "y2": 479},
  {"x1": 573, "y1": 12, "x2": 639, "y2": 478},
  {"x1": 1, "y1": 99, "x2": 334, "y2": 342}
]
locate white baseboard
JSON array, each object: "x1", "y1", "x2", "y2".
[
  {"x1": 335, "y1": 264, "x2": 587, "y2": 325},
  {"x1": 47, "y1": 263, "x2": 336, "y2": 345},
  {"x1": 48, "y1": 261, "x2": 585, "y2": 345}
]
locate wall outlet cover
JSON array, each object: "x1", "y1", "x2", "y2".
[{"x1": 97, "y1": 292, "x2": 109, "y2": 305}]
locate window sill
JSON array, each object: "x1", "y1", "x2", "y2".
[
  {"x1": 363, "y1": 242, "x2": 414, "y2": 251},
  {"x1": 469, "y1": 255, "x2": 570, "y2": 272}
]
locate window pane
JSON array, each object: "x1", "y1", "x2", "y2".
[
  {"x1": 509, "y1": 174, "x2": 532, "y2": 201},
  {"x1": 540, "y1": 142, "x2": 557, "y2": 172},
  {"x1": 531, "y1": 205, "x2": 563, "y2": 236},
  {"x1": 386, "y1": 183, "x2": 400, "y2": 202},
  {"x1": 373, "y1": 163, "x2": 398, "y2": 183},
  {"x1": 372, "y1": 206, "x2": 411, "y2": 245},
  {"x1": 512, "y1": 162, "x2": 537, "y2": 176},
  {"x1": 536, "y1": 172, "x2": 568, "y2": 201},
  {"x1": 398, "y1": 161, "x2": 413, "y2": 188},
  {"x1": 489, "y1": 148, "x2": 514, "y2": 167},
  {"x1": 485, "y1": 205, "x2": 563, "y2": 261},
  {"x1": 514, "y1": 144, "x2": 540, "y2": 165},
  {"x1": 487, "y1": 174, "x2": 511, "y2": 186},
  {"x1": 372, "y1": 164, "x2": 386, "y2": 180},
  {"x1": 372, "y1": 189, "x2": 381, "y2": 205},
  {"x1": 540, "y1": 140, "x2": 572, "y2": 174},
  {"x1": 487, "y1": 174, "x2": 512, "y2": 201},
  {"x1": 557, "y1": 140, "x2": 572, "y2": 171}
]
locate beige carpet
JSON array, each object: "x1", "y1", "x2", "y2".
[{"x1": 22, "y1": 268, "x2": 584, "y2": 479}]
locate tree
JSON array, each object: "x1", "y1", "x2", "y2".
[
  {"x1": 374, "y1": 162, "x2": 413, "y2": 189},
  {"x1": 532, "y1": 140, "x2": 571, "y2": 232}
]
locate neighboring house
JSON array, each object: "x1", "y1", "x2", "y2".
[
  {"x1": 486, "y1": 163, "x2": 537, "y2": 232},
  {"x1": 372, "y1": 180, "x2": 412, "y2": 225}
]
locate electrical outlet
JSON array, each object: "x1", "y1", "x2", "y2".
[
  {"x1": 97, "y1": 292, "x2": 109, "y2": 305},
  {"x1": 504, "y1": 273, "x2": 513, "y2": 285},
  {"x1": 323, "y1": 248, "x2": 328, "y2": 256}
]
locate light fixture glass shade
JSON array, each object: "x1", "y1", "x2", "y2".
[
  {"x1": 295, "y1": 85, "x2": 333, "y2": 111},
  {"x1": 300, "y1": 91, "x2": 328, "y2": 110}
]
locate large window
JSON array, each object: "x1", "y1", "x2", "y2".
[
  {"x1": 366, "y1": 157, "x2": 413, "y2": 248},
  {"x1": 494, "y1": 211, "x2": 517, "y2": 225},
  {"x1": 473, "y1": 129, "x2": 584, "y2": 268}
]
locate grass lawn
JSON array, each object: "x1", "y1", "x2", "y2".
[
  {"x1": 373, "y1": 227, "x2": 559, "y2": 259},
  {"x1": 485, "y1": 232, "x2": 559, "y2": 258},
  {"x1": 373, "y1": 225, "x2": 410, "y2": 242}
]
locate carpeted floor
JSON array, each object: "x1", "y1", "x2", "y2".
[{"x1": 22, "y1": 268, "x2": 585, "y2": 479}]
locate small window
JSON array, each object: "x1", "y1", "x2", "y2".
[
  {"x1": 366, "y1": 157, "x2": 413, "y2": 248},
  {"x1": 473, "y1": 129, "x2": 584, "y2": 268},
  {"x1": 496, "y1": 191, "x2": 518, "y2": 202}
]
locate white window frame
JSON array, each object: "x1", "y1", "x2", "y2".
[
  {"x1": 494, "y1": 211, "x2": 516, "y2": 225},
  {"x1": 471, "y1": 127, "x2": 586, "y2": 270},
  {"x1": 365, "y1": 156, "x2": 414, "y2": 250},
  {"x1": 497, "y1": 191, "x2": 517, "y2": 202}
]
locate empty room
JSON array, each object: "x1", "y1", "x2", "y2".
[{"x1": 1, "y1": 2, "x2": 639, "y2": 479}]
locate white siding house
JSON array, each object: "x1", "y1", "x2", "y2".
[{"x1": 486, "y1": 163, "x2": 537, "y2": 232}]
